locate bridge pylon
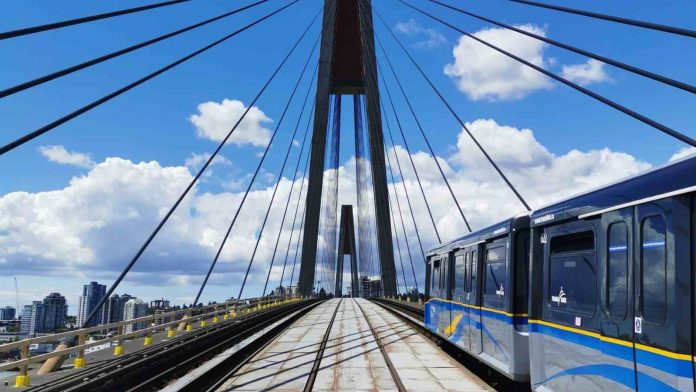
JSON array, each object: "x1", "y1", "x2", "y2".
[{"x1": 297, "y1": 0, "x2": 397, "y2": 296}]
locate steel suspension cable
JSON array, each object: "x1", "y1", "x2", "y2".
[
  {"x1": 381, "y1": 103, "x2": 425, "y2": 290},
  {"x1": 377, "y1": 56, "x2": 474, "y2": 231},
  {"x1": 509, "y1": 0, "x2": 696, "y2": 39},
  {"x1": 0, "y1": 0, "x2": 190, "y2": 40},
  {"x1": 373, "y1": 7, "x2": 534, "y2": 211},
  {"x1": 288, "y1": 203, "x2": 307, "y2": 290},
  {"x1": 394, "y1": 0, "x2": 696, "y2": 148},
  {"x1": 384, "y1": 138, "x2": 420, "y2": 294},
  {"x1": 261, "y1": 97, "x2": 316, "y2": 296},
  {"x1": 376, "y1": 76, "x2": 442, "y2": 243},
  {"x1": 0, "y1": 0, "x2": 301, "y2": 157},
  {"x1": 80, "y1": 4, "x2": 313, "y2": 327},
  {"x1": 193, "y1": 34, "x2": 318, "y2": 306},
  {"x1": 388, "y1": 203, "x2": 408, "y2": 295},
  {"x1": 0, "y1": 0, "x2": 270, "y2": 99},
  {"x1": 381, "y1": 100, "x2": 428, "y2": 261},
  {"x1": 278, "y1": 151, "x2": 312, "y2": 293},
  {"x1": 429, "y1": 0, "x2": 696, "y2": 95},
  {"x1": 236, "y1": 49, "x2": 321, "y2": 302}
]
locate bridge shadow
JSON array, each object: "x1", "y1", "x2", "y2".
[
  {"x1": 248, "y1": 319, "x2": 404, "y2": 363},
  {"x1": 237, "y1": 324, "x2": 412, "y2": 376},
  {"x1": 224, "y1": 328, "x2": 418, "y2": 391}
]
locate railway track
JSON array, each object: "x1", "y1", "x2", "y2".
[
  {"x1": 371, "y1": 299, "x2": 527, "y2": 391},
  {"x1": 29, "y1": 299, "x2": 321, "y2": 392},
  {"x1": 353, "y1": 298, "x2": 407, "y2": 392}
]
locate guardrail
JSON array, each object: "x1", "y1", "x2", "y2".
[{"x1": 0, "y1": 294, "x2": 305, "y2": 387}]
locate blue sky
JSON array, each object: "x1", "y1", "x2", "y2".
[{"x1": 0, "y1": 0, "x2": 694, "y2": 311}]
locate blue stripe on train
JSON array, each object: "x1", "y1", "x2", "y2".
[
  {"x1": 535, "y1": 364, "x2": 678, "y2": 391},
  {"x1": 530, "y1": 323, "x2": 693, "y2": 378}
]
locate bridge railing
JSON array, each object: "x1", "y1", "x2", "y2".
[{"x1": 0, "y1": 293, "x2": 303, "y2": 386}]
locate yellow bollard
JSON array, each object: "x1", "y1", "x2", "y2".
[
  {"x1": 186, "y1": 324, "x2": 193, "y2": 332},
  {"x1": 223, "y1": 314, "x2": 229, "y2": 320},
  {"x1": 200, "y1": 320, "x2": 207, "y2": 327},
  {"x1": 14, "y1": 375, "x2": 30, "y2": 387},
  {"x1": 167, "y1": 328, "x2": 176, "y2": 338},
  {"x1": 74, "y1": 357, "x2": 86, "y2": 369},
  {"x1": 113, "y1": 344, "x2": 124, "y2": 356},
  {"x1": 144, "y1": 336, "x2": 153, "y2": 346},
  {"x1": 213, "y1": 316, "x2": 219, "y2": 323}
]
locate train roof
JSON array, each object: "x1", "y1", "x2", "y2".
[
  {"x1": 426, "y1": 213, "x2": 530, "y2": 257},
  {"x1": 530, "y1": 154, "x2": 696, "y2": 228}
]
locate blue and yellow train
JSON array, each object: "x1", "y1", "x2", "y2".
[{"x1": 425, "y1": 155, "x2": 696, "y2": 391}]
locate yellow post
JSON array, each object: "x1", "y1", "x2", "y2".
[
  {"x1": 74, "y1": 333, "x2": 87, "y2": 369},
  {"x1": 200, "y1": 318, "x2": 207, "y2": 327},
  {"x1": 144, "y1": 320, "x2": 153, "y2": 345},
  {"x1": 14, "y1": 343, "x2": 30, "y2": 387},
  {"x1": 113, "y1": 326, "x2": 124, "y2": 355},
  {"x1": 167, "y1": 326, "x2": 175, "y2": 338}
]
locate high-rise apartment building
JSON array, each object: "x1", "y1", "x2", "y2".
[
  {"x1": 0, "y1": 306, "x2": 15, "y2": 320},
  {"x1": 42, "y1": 293, "x2": 68, "y2": 332},
  {"x1": 123, "y1": 298, "x2": 148, "y2": 333},
  {"x1": 77, "y1": 281, "x2": 106, "y2": 327}
]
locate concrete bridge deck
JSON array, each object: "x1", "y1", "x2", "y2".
[{"x1": 216, "y1": 298, "x2": 491, "y2": 391}]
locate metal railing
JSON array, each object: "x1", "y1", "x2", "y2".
[{"x1": 0, "y1": 294, "x2": 303, "y2": 386}]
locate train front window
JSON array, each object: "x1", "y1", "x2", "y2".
[
  {"x1": 484, "y1": 246, "x2": 506, "y2": 299},
  {"x1": 641, "y1": 215, "x2": 666, "y2": 324},
  {"x1": 607, "y1": 223, "x2": 628, "y2": 318},
  {"x1": 548, "y1": 230, "x2": 596, "y2": 317},
  {"x1": 550, "y1": 255, "x2": 596, "y2": 316}
]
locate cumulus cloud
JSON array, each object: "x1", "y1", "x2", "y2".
[
  {"x1": 669, "y1": 147, "x2": 696, "y2": 162},
  {"x1": 561, "y1": 59, "x2": 611, "y2": 86},
  {"x1": 39, "y1": 145, "x2": 95, "y2": 168},
  {"x1": 189, "y1": 99, "x2": 273, "y2": 147},
  {"x1": 2, "y1": 119, "x2": 655, "y2": 297},
  {"x1": 444, "y1": 24, "x2": 553, "y2": 101},
  {"x1": 395, "y1": 19, "x2": 446, "y2": 49},
  {"x1": 184, "y1": 152, "x2": 232, "y2": 170}
]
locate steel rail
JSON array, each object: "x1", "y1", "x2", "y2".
[
  {"x1": 353, "y1": 299, "x2": 407, "y2": 392},
  {"x1": 303, "y1": 299, "x2": 342, "y2": 392}
]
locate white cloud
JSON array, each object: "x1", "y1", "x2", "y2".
[
  {"x1": 669, "y1": 147, "x2": 696, "y2": 162},
  {"x1": 38, "y1": 145, "x2": 95, "y2": 168},
  {"x1": 2, "y1": 119, "x2": 656, "y2": 299},
  {"x1": 395, "y1": 19, "x2": 446, "y2": 49},
  {"x1": 189, "y1": 99, "x2": 273, "y2": 147},
  {"x1": 561, "y1": 59, "x2": 611, "y2": 86},
  {"x1": 184, "y1": 152, "x2": 232, "y2": 170},
  {"x1": 444, "y1": 24, "x2": 553, "y2": 101}
]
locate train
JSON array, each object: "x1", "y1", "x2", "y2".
[{"x1": 424, "y1": 155, "x2": 696, "y2": 391}]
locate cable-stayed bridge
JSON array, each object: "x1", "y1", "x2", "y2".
[{"x1": 0, "y1": 0, "x2": 694, "y2": 390}]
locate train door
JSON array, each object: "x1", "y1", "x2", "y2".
[
  {"x1": 481, "y1": 238, "x2": 509, "y2": 368},
  {"x1": 600, "y1": 207, "x2": 636, "y2": 390},
  {"x1": 451, "y1": 251, "x2": 468, "y2": 348},
  {"x1": 467, "y1": 245, "x2": 483, "y2": 355},
  {"x1": 633, "y1": 198, "x2": 692, "y2": 391}
]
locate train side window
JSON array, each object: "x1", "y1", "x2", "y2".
[
  {"x1": 464, "y1": 252, "x2": 472, "y2": 293},
  {"x1": 641, "y1": 215, "x2": 667, "y2": 324},
  {"x1": 607, "y1": 223, "x2": 628, "y2": 318},
  {"x1": 454, "y1": 254, "x2": 465, "y2": 295},
  {"x1": 484, "y1": 246, "x2": 507, "y2": 299},
  {"x1": 548, "y1": 230, "x2": 596, "y2": 317},
  {"x1": 471, "y1": 250, "x2": 478, "y2": 295},
  {"x1": 432, "y1": 259, "x2": 441, "y2": 294}
]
